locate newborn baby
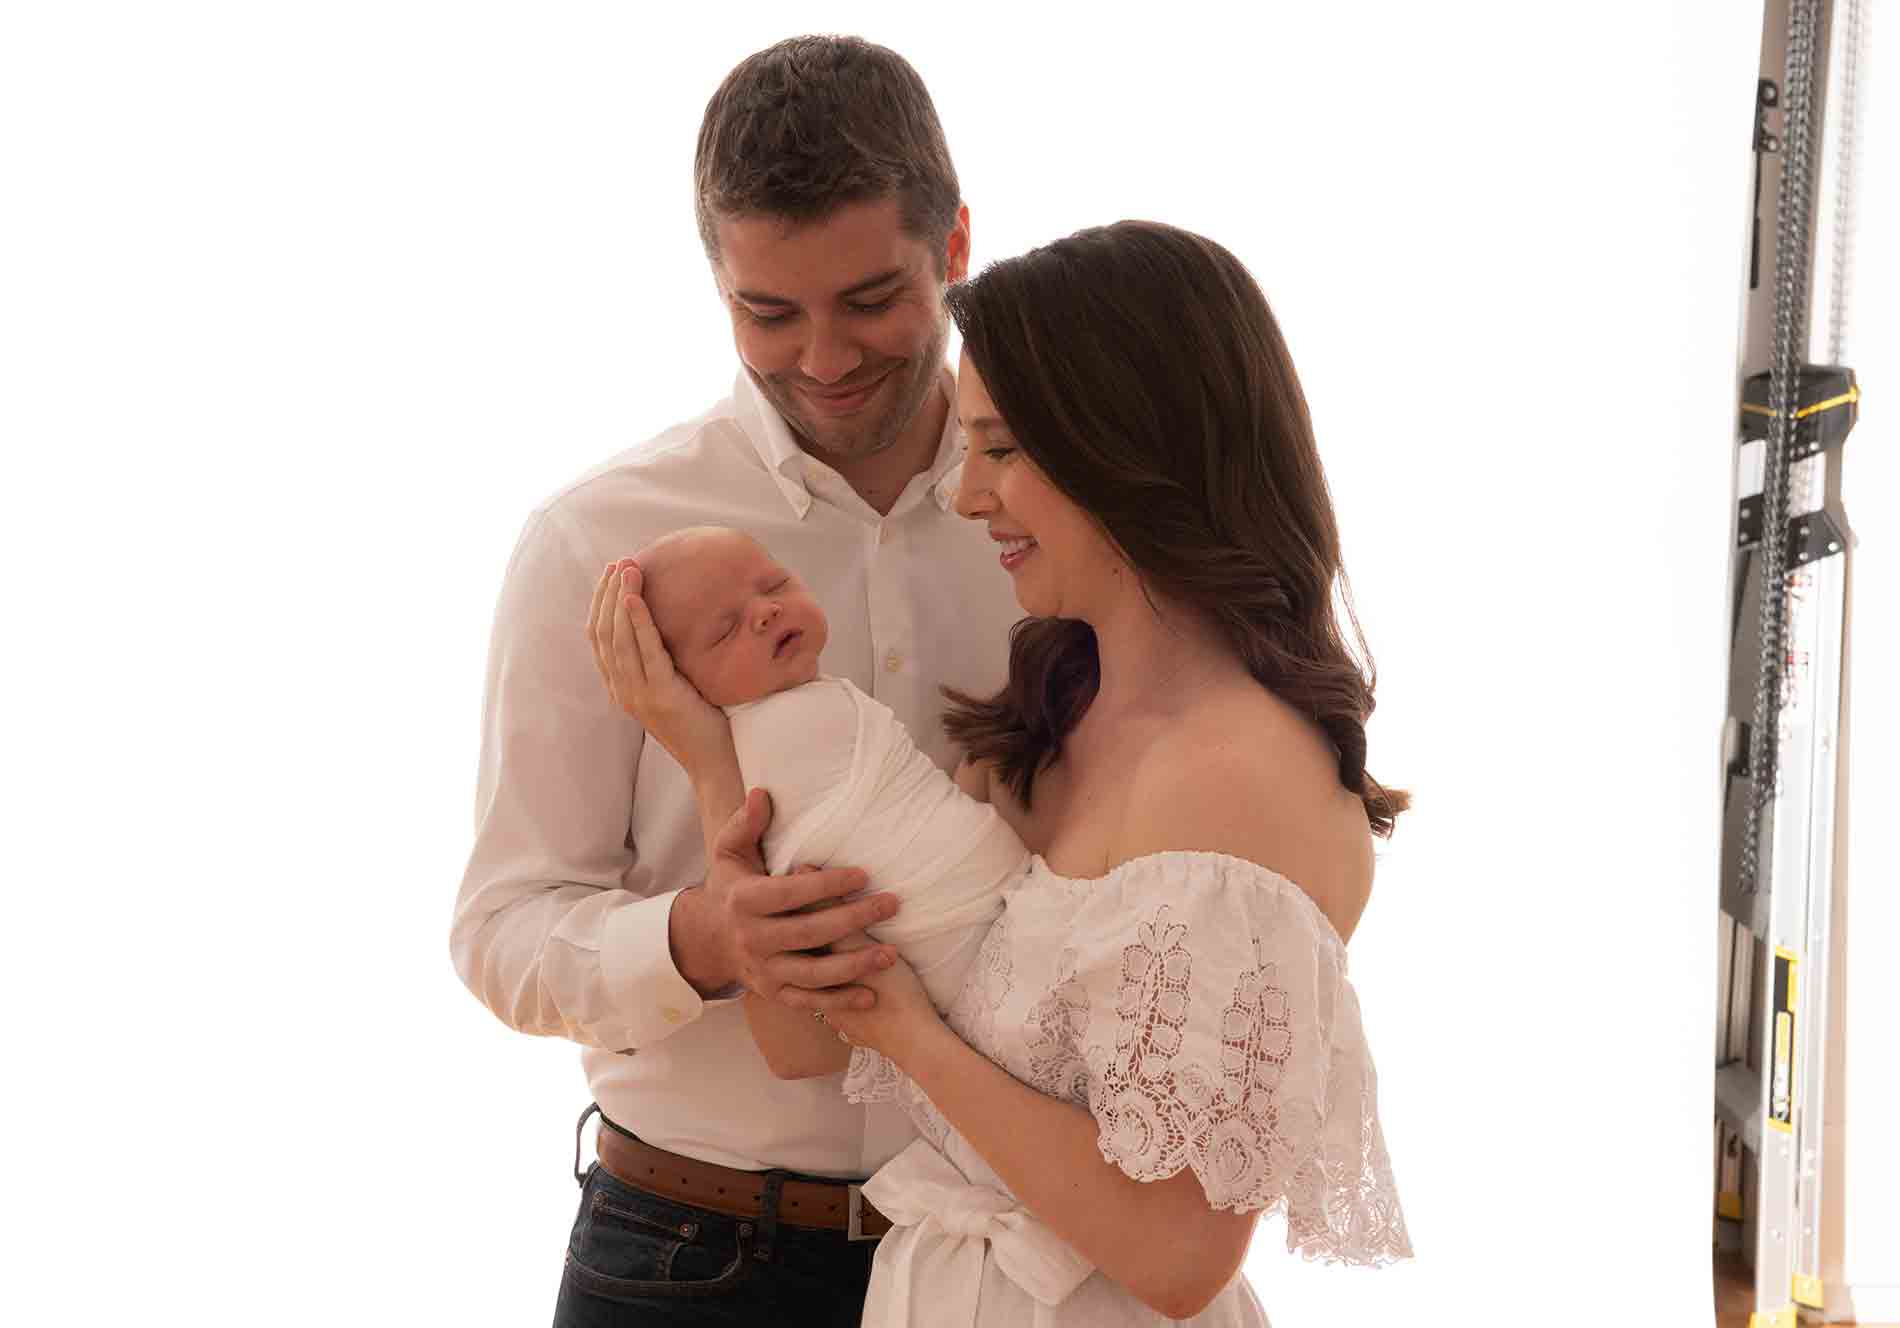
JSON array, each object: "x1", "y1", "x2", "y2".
[{"x1": 633, "y1": 526, "x2": 1026, "y2": 1010}]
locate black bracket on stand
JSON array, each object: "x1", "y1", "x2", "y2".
[{"x1": 1751, "y1": 79, "x2": 1780, "y2": 291}]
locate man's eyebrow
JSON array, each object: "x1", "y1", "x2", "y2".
[{"x1": 731, "y1": 267, "x2": 908, "y2": 307}]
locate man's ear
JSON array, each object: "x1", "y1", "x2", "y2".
[{"x1": 943, "y1": 204, "x2": 972, "y2": 284}]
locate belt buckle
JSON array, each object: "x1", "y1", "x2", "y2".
[{"x1": 847, "y1": 1184, "x2": 875, "y2": 1241}]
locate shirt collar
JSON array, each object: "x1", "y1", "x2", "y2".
[{"x1": 733, "y1": 366, "x2": 965, "y2": 519}]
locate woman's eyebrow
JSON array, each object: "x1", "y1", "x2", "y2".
[{"x1": 960, "y1": 414, "x2": 1007, "y2": 434}]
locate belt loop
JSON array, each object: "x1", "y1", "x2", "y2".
[
  {"x1": 752, "y1": 1171, "x2": 785, "y2": 1265},
  {"x1": 573, "y1": 1103, "x2": 601, "y2": 1187}
]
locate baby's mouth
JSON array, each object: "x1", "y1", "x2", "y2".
[{"x1": 773, "y1": 628, "x2": 803, "y2": 659}]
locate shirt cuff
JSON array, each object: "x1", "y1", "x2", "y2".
[{"x1": 600, "y1": 889, "x2": 717, "y2": 1048}]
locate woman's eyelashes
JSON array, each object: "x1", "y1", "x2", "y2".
[{"x1": 982, "y1": 446, "x2": 1016, "y2": 462}]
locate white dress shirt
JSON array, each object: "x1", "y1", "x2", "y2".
[{"x1": 451, "y1": 366, "x2": 1022, "y2": 1177}]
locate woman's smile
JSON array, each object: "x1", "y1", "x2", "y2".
[{"x1": 993, "y1": 533, "x2": 1038, "y2": 572}]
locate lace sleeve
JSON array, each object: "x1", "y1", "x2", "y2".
[
  {"x1": 843, "y1": 1045, "x2": 901, "y2": 1103},
  {"x1": 1076, "y1": 855, "x2": 1412, "y2": 1267}
]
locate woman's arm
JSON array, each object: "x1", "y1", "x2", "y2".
[
  {"x1": 744, "y1": 990, "x2": 851, "y2": 1078},
  {"x1": 897, "y1": 1017, "x2": 1256, "y2": 1320},
  {"x1": 829, "y1": 960, "x2": 1257, "y2": 1320}
]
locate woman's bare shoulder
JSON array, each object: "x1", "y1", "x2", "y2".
[{"x1": 1116, "y1": 695, "x2": 1373, "y2": 939}]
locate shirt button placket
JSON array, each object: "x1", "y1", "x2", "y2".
[{"x1": 869, "y1": 518, "x2": 909, "y2": 700}]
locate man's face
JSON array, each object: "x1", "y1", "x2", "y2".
[
  {"x1": 640, "y1": 530, "x2": 829, "y2": 708},
  {"x1": 713, "y1": 195, "x2": 970, "y2": 465}
]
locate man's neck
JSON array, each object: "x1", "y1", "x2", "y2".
[{"x1": 822, "y1": 377, "x2": 951, "y2": 518}]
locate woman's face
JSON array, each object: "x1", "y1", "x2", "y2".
[{"x1": 953, "y1": 350, "x2": 1124, "y2": 620}]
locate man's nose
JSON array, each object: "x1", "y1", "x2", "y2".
[{"x1": 799, "y1": 317, "x2": 863, "y2": 385}]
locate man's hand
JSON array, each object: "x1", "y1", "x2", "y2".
[
  {"x1": 587, "y1": 558, "x2": 730, "y2": 779},
  {"x1": 671, "y1": 789, "x2": 899, "y2": 1011}
]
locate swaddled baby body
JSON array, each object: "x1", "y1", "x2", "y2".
[{"x1": 634, "y1": 526, "x2": 1026, "y2": 1010}]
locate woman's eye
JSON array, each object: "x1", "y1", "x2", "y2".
[{"x1": 983, "y1": 447, "x2": 1015, "y2": 462}]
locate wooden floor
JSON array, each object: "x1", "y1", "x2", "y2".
[
  {"x1": 1714, "y1": 1251, "x2": 1897, "y2": 1327},
  {"x1": 1715, "y1": 1251, "x2": 1759, "y2": 1328}
]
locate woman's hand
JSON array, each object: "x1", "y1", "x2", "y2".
[
  {"x1": 587, "y1": 558, "x2": 730, "y2": 778},
  {"x1": 819, "y1": 930, "x2": 942, "y2": 1066}
]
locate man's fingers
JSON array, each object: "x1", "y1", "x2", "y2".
[
  {"x1": 763, "y1": 946, "x2": 893, "y2": 991},
  {"x1": 773, "y1": 982, "x2": 878, "y2": 1015},
  {"x1": 753, "y1": 892, "x2": 894, "y2": 954},
  {"x1": 586, "y1": 567, "x2": 616, "y2": 685},
  {"x1": 738, "y1": 868, "x2": 876, "y2": 919},
  {"x1": 586, "y1": 567, "x2": 609, "y2": 648},
  {"x1": 621, "y1": 588, "x2": 676, "y2": 684}
]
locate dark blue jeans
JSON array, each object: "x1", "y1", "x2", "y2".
[{"x1": 552, "y1": 1123, "x2": 876, "y2": 1327}]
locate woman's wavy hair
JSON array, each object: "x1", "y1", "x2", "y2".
[{"x1": 941, "y1": 221, "x2": 1408, "y2": 837}]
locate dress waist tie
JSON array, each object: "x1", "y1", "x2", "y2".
[{"x1": 862, "y1": 1138, "x2": 1096, "y2": 1325}]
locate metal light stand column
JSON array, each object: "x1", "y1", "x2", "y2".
[{"x1": 1713, "y1": 0, "x2": 1866, "y2": 1324}]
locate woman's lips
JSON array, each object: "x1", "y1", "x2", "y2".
[{"x1": 998, "y1": 537, "x2": 1038, "y2": 572}]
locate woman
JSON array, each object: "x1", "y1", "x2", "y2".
[{"x1": 598, "y1": 221, "x2": 1411, "y2": 1324}]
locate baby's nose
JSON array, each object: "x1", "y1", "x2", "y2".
[{"x1": 754, "y1": 601, "x2": 782, "y2": 630}]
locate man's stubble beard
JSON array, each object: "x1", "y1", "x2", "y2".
[{"x1": 757, "y1": 314, "x2": 950, "y2": 464}]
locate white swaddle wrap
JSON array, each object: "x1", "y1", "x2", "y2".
[{"x1": 725, "y1": 676, "x2": 1028, "y2": 1008}]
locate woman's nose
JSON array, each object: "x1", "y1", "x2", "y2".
[{"x1": 953, "y1": 476, "x2": 993, "y2": 520}]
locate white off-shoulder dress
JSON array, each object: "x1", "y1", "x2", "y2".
[{"x1": 842, "y1": 850, "x2": 1412, "y2": 1326}]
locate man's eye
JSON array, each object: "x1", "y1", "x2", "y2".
[
  {"x1": 749, "y1": 309, "x2": 792, "y2": 326},
  {"x1": 848, "y1": 297, "x2": 895, "y2": 315}
]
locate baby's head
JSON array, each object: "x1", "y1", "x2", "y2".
[{"x1": 634, "y1": 526, "x2": 829, "y2": 707}]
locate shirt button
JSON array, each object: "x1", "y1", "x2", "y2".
[
  {"x1": 661, "y1": 1006, "x2": 684, "y2": 1024},
  {"x1": 885, "y1": 650, "x2": 903, "y2": 673}
]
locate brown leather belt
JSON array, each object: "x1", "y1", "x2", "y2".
[{"x1": 596, "y1": 1124, "x2": 892, "y2": 1240}]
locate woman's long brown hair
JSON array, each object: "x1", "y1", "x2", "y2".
[{"x1": 942, "y1": 221, "x2": 1409, "y2": 837}]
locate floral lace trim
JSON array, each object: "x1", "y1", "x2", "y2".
[
  {"x1": 843, "y1": 1045, "x2": 901, "y2": 1103},
  {"x1": 1024, "y1": 948, "x2": 1092, "y2": 1105},
  {"x1": 1088, "y1": 904, "x2": 1411, "y2": 1266},
  {"x1": 946, "y1": 912, "x2": 1013, "y2": 1054}
]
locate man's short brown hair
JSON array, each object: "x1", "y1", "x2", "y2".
[{"x1": 693, "y1": 36, "x2": 962, "y2": 266}]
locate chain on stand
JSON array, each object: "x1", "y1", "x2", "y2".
[{"x1": 1741, "y1": 0, "x2": 1821, "y2": 897}]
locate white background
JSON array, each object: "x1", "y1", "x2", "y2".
[{"x1": 3, "y1": 3, "x2": 1890, "y2": 1325}]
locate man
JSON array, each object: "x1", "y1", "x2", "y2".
[{"x1": 450, "y1": 35, "x2": 1022, "y2": 1325}]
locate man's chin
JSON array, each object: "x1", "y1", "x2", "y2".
[
  {"x1": 763, "y1": 366, "x2": 934, "y2": 462},
  {"x1": 786, "y1": 411, "x2": 902, "y2": 463}
]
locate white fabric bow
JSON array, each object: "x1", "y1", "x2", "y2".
[{"x1": 862, "y1": 1139, "x2": 1096, "y2": 1325}]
